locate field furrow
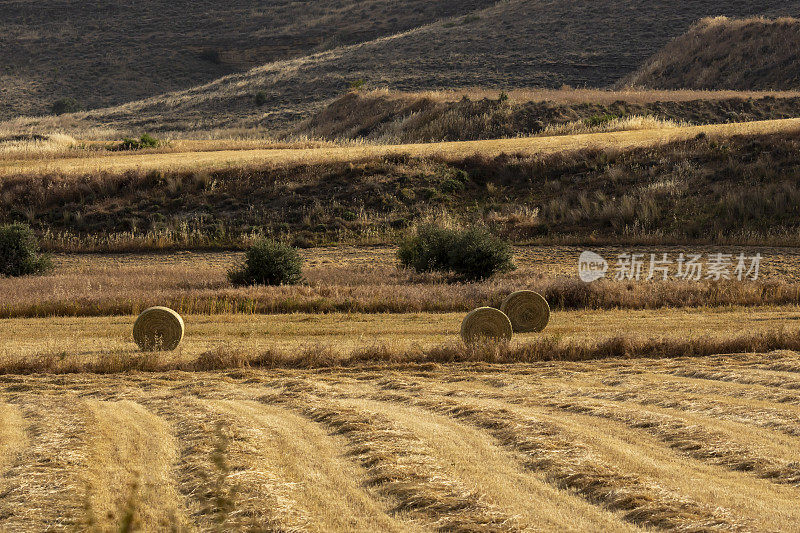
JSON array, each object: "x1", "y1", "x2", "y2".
[
  {"x1": 552, "y1": 374, "x2": 800, "y2": 437},
  {"x1": 370, "y1": 390, "x2": 747, "y2": 531},
  {"x1": 0, "y1": 395, "x2": 91, "y2": 531},
  {"x1": 201, "y1": 399, "x2": 410, "y2": 532},
  {"x1": 496, "y1": 404, "x2": 800, "y2": 531},
  {"x1": 81, "y1": 400, "x2": 186, "y2": 531},
  {"x1": 667, "y1": 366, "x2": 800, "y2": 391},
  {"x1": 334, "y1": 396, "x2": 640, "y2": 532},
  {"x1": 269, "y1": 391, "x2": 519, "y2": 531}
]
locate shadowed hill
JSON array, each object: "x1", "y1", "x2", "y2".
[
  {"x1": 0, "y1": 0, "x2": 497, "y2": 120},
  {"x1": 4, "y1": 0, "x2": 796, "y2": 132},
  {"x1": 622, "y1": 17, "x2": 800, "y2": 90}
]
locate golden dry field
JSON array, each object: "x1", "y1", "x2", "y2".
[
  {"x1": 4, "y1": 118, "x2": 800, "y2": 177},
  {"x1": 2, "y1": 352, "x2": 800, "y2": 531}
]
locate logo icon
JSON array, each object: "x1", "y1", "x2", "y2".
[{"x1": 578, "y1": 251, "x2": 608, "y2": 282}]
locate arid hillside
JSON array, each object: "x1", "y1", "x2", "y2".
[
  {"x1": 4, "y1": 0, "x2": 796, "y2": 130},
  {"x1": 294, "y1": 89, "x2": 800, "y2": 142},
  {"x1": 5, "y1": 121, "x2": 800, "y2": 250},
  {"x1": 0, "y1": 0, "x2": 496, "y2": 120},
  {"x1": 623, "y1": 17, "x2": 800, "y2": 90}
]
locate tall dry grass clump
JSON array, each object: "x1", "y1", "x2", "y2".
[{"x1": 3, "y1": 326, "x2": 799, "y2": 374}]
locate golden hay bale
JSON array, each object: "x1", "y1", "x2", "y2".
[
  {"x1": 500, "y1": 290, "x2": 550, "y2": 333},
  {"x1": 460, "y1": 307, "x2": 513, "y2": 344},
  {"x1": 133, "y1": 306, "x2": 184, "y2": 351}
]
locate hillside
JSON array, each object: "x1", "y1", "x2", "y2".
[
  {"x1": 294, "y1": 89, "x2": 800, "y2": 142},
  {"x1": 0, "y1": 0, "x2": 496, "y2": 120},
  {"x1": 5, "y1": 121, "x2": 800, "y2": 251},
  {"x1": 4, "y1": 0, "x2": 797, "y2": 131},
  {"x1": 622, "y1": 17, "x2": 800, "y2": 90}
]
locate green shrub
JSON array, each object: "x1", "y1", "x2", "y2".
[
  {"x1": 255, "y1": 91, "x2": 269, "y2": 106},
  {"x1": 228, "y1": 239, "x2": 303, "y2": 286},
  {"x1": 50, "y1": 98, "x2": 81, "y2": 115},
  {"x1": 398, "y1": 224, "x2": 514, "y2": 281},
  {"x1": 112, "y1": 134, "x2": 160, "y2": 151},
  {"x1": 0, "y1": 223, "x2": 52, "y2": 277},
  {"x1": 349, "y1": 79, "x2": 367, "y2": 91},
  {"x1": 584, "y1": 114, "x2": 617, "y2": 128}
]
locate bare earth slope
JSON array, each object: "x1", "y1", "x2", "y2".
[
  {"x1": 0, "y1": 0, "x2": 496, "y2": 120},
  {"x1": 4, "y1": 0, "x2": 796, "y2": 130},
  {"x1": 622, "y1": 17, "x2": 800, "y2": 90}
]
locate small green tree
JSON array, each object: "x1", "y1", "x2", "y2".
[
  {"x1": 0, "y1": 223, "x2": 52, "y2": 277},
  {"x1": 398, "y1": 224, "x2": 514, "y2": 281},
  {"x1": 228, "y1": 239, "x2": 303, "y2": 286}
]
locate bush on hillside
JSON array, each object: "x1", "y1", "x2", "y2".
[
  {"x1": 50, "y1": 98, "x2": 81, "y2": 115},
  {"x1": 228, "y1": 239, "x2": 303, "y2": 286},
  {"x1": 255, "y1": 91, "x2": 269, "y2": 106},
  {"x1": 0, "y1": 223, "x2": 52, "y2": 277},
  {"x1": 398, "y1": 224, "x2": 514, "y2": 281},
  {"x1": 112, "y1": 134, "x2": 160, "y2": 151}
]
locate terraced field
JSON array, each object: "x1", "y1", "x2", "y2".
[{"x1": 1, "y1": 351, "x2": 799, "y2": 531}]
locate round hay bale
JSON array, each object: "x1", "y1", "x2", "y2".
[
  {"x1": 133, "y1": 306, "x2": 184, "y2": 351},
  {"x1": 460, "y1": 307, "x2": 513, "y2": 344},
  {"x1": 500, "y1": 290, "x2": 550, "y2": 333}
]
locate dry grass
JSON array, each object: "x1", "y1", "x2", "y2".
[
  {"x1": 623, "y1": 16, "x2": 800, "y2": 90},
  {"x1": 2, "y1": 306, "x2": 800, "y2": 373},
  {"x1": 369, "y1": 87, "x2": 800, "y2": 105},
  {"x1": 4, "y1": 118, "x2": 800, "y2": 177},
  {"x1": 539, "y1": 115, "x2": 687, "y2": 136},
  {"x1": 4, "y1": 247, "x2": 800, "y2": 319},
  {"x1": 4, "y1": 351, "x2": 800, "y2": 530},
  {"x1": 295, "y1": 89, "x2": 800, "y2": 143}
]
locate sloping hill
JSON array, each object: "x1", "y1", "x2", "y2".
[
  {"x1": 4, "y1": 0, "x2": 796, "y2": 131},
  {"x1": 294, "y1": 89, "x2": 800, "y2": 142},
  {"x1": 0, "y1": 0, "x2": 496, "y2": 120},
  {"x1": 622, "y1": 17, "x2": 800, "y2": 90}
]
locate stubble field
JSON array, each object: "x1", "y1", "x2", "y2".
[{"x1": 2, "y1": 351, "x2": 800, "y2": 531}]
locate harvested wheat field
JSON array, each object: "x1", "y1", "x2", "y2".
[{"x1": 1, "y1": 351, "x2": 800, "y2": 531}]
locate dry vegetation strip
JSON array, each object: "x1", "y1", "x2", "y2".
[
  {"x1": 3, "y1": 118, "x2": 800, "y2": 177},
  {"x1": 3, "y1": 307, "x2": 800, "y2": 373},
  {"x1": 8, "y1": 247, "x2": 800, "y2": 318}
]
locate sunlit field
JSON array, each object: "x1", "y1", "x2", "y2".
[
  {"x1": 3, "y1": 352, "x2": 800, "y2": 530},
  {"x1": 3, "y1": 118, "x2": 800, "y2": 177}
]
